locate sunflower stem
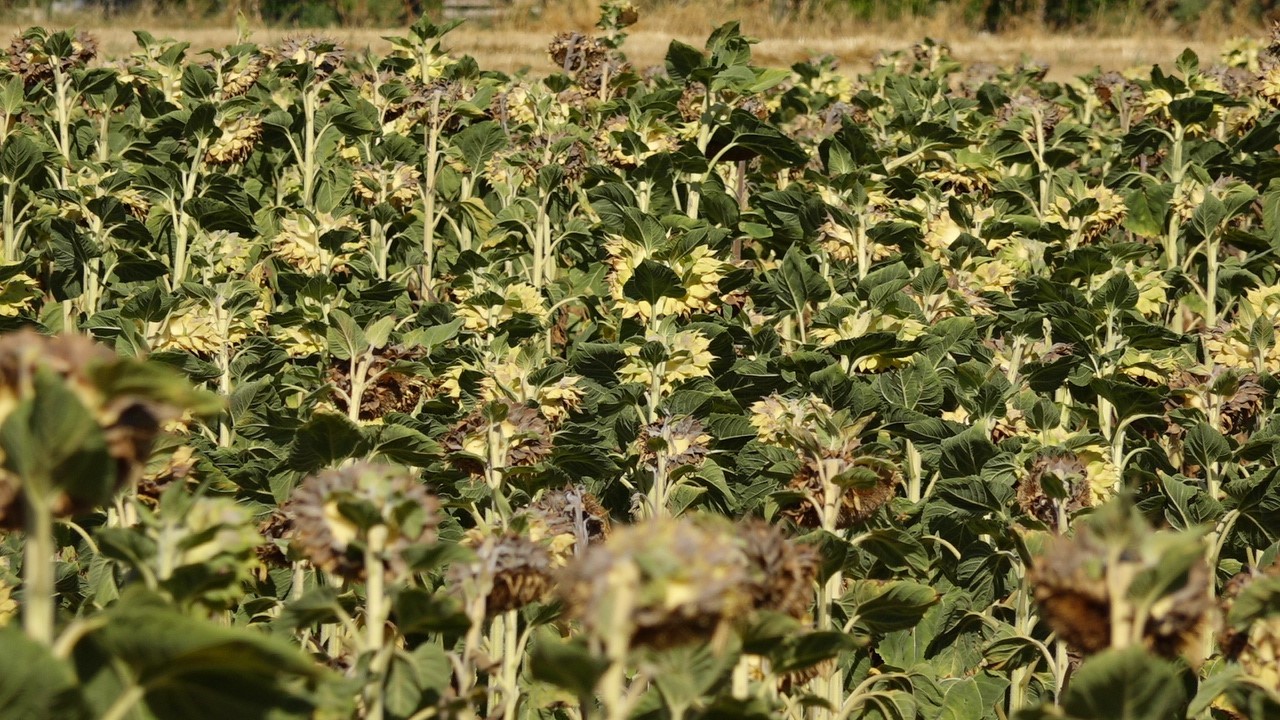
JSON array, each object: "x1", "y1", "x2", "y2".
[
  {"x1": 22, "y1": 490, "x2": 55, "y2": 646},
  {"x1": 364, "y1": 524, "x2": 390, "y2": 720}
]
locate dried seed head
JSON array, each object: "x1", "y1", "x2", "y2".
[
  {"x1": 547, "y1": 32, "x2": 609, "y2": 74},
  {"x1": 273, "y1": 36, "x2": 345, "y2": 80},
  {"x1": 219, "y1": 53, "x2": 264, "y2": 98},
  {"x1": 329, "y1": 345, "x2": 429, "y2": 421},
  {"x1": 0, "y1": 330, "x2": 178, "y2": 528},
  {"x1": 205, "y1": 114, "x2": 263, "y2": 165},
  {"x1": 256, "y1": 508, "x2": 293, "y2": 569},
  {"x1": 1030, "y1": 519, "x2": 1212, "y2": 661},
  {"x1": 677, "y1": 82, "x2": 707, "y2": 123},
  {"x1": 1017, "y1": 449, "x2": 1090, "y2": 532},
  {"x1": 524, "y1": 485, "x2": 611, "y2": 558},
  {"x1": 780, "y1": 451, "x2": 900, "y2": 530},
  {"x1": 1030, "y1": 530, "x2": 1116, "y2": 655},
  {"x1": 740, "y1": 520, "x2": 819, "y2": 619},
  {"x1": 136, "y1": 444, "x2": 196, "y2": 507},
  {"x1": 5, "y1": 30, "x2": 97, "y2": 87},
  {"x1": 445, "y1": 400, "x2": 554, "y2": 473},
  {"x1": 447, "y1": 531, "x2": 555, "y2": 614},
  {"x1": 351, "y1": 162, "x2": 422, "y2": 208},
  {"x1": 559, "y1": 515, "x2": 753, "y2": 650},
  {"x1": 637, "y1": 415, "x2": 711, "y2": 471},
  {"x1": 285, "y1": 462, "x2": 439, "y2": 580}
]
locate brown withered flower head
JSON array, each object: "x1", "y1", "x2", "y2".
[
  {"x1": 135, "y1": 444, "x2": 197, "y2": 507},
  {"x1": 637, "y1": 415, "x2": 711, "y2": 471},
  {"x1": 677, "y1": 81, "x2": 708, "y2": 123},
  {"x1": 273, "y1": 36, "x2": 345, "y2": 81},
  {"x1": 5, "y1": 29, "x2": 97, "y2": 88},
  {"x1": 740, "y1": 520, "x2": 819, "y2": 619},
  {"x1": 256, "y1": 508, "x2": 294, "y2": 569},
  {"x1": 445, "y1": 400, "x2": 554, "y2": 473},
  {"x1": 548, "y1": 32, "x2": 607, "y2": 72},
  {"x1": 1218, "y1": 561, "x2": 1280, "y2": 693},
  {"x1": 780, "y1": 451, "x2": 901, "y2": 530},
  {"x1": 1030, "y1": 517, "x2": 1212, "y2": 661},
  {"x1": 351, "y1": 162, "x2": 422, "y2": 209},
  {"x1": 1017, "y1": 449, "x2": 1090, "y2": 532},
  {"x1": 447, "y1": 530, "x2": 555, "y2": 615},
  {"x1": 0, "y1": 330, "x2": 179, "y2": 529},
  {"x1": 999, "y1": 93, "x2": 1063, "y2": 137},
  {"x1": 285, "y1": 462, "x2": 439, "y2": 580},
  {"x1": 328, "y1": 345, "x2": 429, "y2": 421},
  {"x1": 559, "y1": 515, "x2": 754, "y2": 650},
  {"x1": 524, "y1": 484, "x2": 611, "y2": 557}
]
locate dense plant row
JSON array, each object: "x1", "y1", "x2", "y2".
[{"x1": 2, "y1": 7, "x2": 1280, "y2": 720}]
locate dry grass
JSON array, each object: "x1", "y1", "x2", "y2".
[{"x1": 0, "y1": 2, "x2": 1247, "y2": 82}]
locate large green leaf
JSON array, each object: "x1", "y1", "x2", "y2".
[
  {"x1": 0, "y1": 627, "x2": 85, "y2": 720},
  {"x1": 72, "y1": 591, "x2": 324, "y2": 720},
  {"x1": 1058, "y1": 647, "x2": 1186, "y2": 720}
]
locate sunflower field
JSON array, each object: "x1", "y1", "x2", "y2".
[{"x1": 3, "y1": 7, "x2": 1280, "y2": 720}]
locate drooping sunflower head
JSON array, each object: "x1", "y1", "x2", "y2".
[
  {"x1": 637, "y1": 415, "x2": 711, "y2": 471},
  {"x1": 444, "y1": 399, "x2": 554, "y2": 474},
  {"x1": 558, "y1": 515, "x2": 754, "y2": 650},
  {"x1": 1017, "y1": 449, "x2": 1090, "y2": 532},
  {"x1": 285, "y1": 462, "x2": 439, "y2": 580},
  {"x1": 739, "y1": 520, "x2": 820, "y2": 620},
  {"x1": 204, "y1": 112, "x2": 264, "y2": 166},
  {"x1": 523, "y1": 485, "x2": 611, "y2": 562},
  {"x1": 447, "y1": 530, "x2": 556, "y2": 615},
  {"x1": 273, "y1": 36, "x2": 345, "y2": 80},
  {"x1": 4, "y1": 29, "x2": 97, "y2": 87},
  {"x1": 1030, "y1": 504, "x2": 1212, "y2": 663},
  {"x1": 780, "y1": 449, "x2": 900, "y2": 530},
  {"x1": 0, "y1": 330, "x2": 199, "y2": 529}
]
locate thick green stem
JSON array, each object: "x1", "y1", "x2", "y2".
[
  {"x1": 364, "y1": 525, "x2": 390, "y2": 720},
  {"x1": 22, "y1": 491, "x2": 55, "y2": 646}
]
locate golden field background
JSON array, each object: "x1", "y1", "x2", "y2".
[{"x1": 0, "y1": 0, "x2": 1255, "y2": 81}]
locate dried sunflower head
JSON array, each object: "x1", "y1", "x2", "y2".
[
  {"x1": 637, "y1": 415, "x2": 711, "y2": 471},
  {"x1": 256, "y1": 508, "x2": 294, "y2": 570},
  {"x1": 523, "y1": 484, "x2": 611, "y2": 561},
  {"x1": 285, "y1": 462, "x2": 439, "y2": 580},
  {"x1": 328, "y1": 345, "x2": 429, "y2": 421},
  {"x1": 558, "y1": 515, "x2": 753, "y2": 650},
  {"x1": 447, "y1": 530, "x2": 555, "y2": 615},
  {"x1": 0, "y1": 330, "x2": 194, "y2": 529},
  {"x1": 1219, "y1": 561, "x2": 1280, "y2": 693},
  {"x1": 1030, "y1": 504, "x2": 1212, "y2": 662},
  {"x1": 740, "y1": 520, "x2": 819, "y2": 620},
  {"x1": 205, "y1": 113, "x2": 263, "y2": 165},
  {"x1": 444, "y1": 400, "x2": 554, "y2": 474},
  {"x1": 5, "y1": 29, "x2": 97, "y2": 88},
  {"x1": 351, "y1": 162, "x2": 422, "y2": 208},
  {"x1": 780, "y1": 450, "x2": 900, "y2": 530},
  {"x1": 273, "y1": 36, "x2": 344, "y2": 81},
  {"x1": 214, "y1": 52, "x2": 265, "y2": 99},
  {"x1": 1017, "y1": 449, "x2": 1090, "y2": 532}
]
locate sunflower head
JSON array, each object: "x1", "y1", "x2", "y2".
[
  {"x1": 523, "y1": 485, "x2": 611, "y2": 561},
  {"x1": 638, "y1": 415, "x2": 711, "y2": 471},
  {"x1": 444, "y1": 400, "x2": 554, "y2": 474},
  {"x1": 1017, "y1": 449, "x2": 1091, "y2": 532},
  {"x1": 0, "y1": 330, "x2": 198, "y2": 529},
  {"x1": 780, "y1": 450, "x2": 900, "y2": 530},
  {"x1": 447, "y1": 530, "x2": 555, "y2": 615},
  {"x1": 740, "y1": 520, "x2": 819, "y2": 619},
  {"x1": 1030, "y1": 503, "x2": 1212, "y2": 663},
  {"x1": 558, "y1": 515, "x2": 753, "y2": 650},
  {"x1": 285, "y1": 462, "x2": 439, "y2": 580}
]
